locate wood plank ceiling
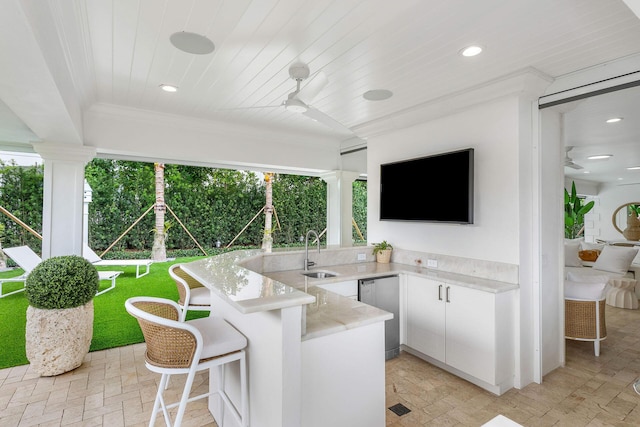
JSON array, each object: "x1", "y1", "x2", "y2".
[
  {"x1": 1, "y1": 0, "x2": 640, "y2": 181},
  {"x1": 69, "y1": 0, "x2": 640, "y2": 137}
]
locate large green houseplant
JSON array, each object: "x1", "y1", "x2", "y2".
[
  {"x1": 25, "y1": 255, "x2": 99, "y2": 376},
  {"x1": 564, "y1": 181, "x2": 595, "y2": 239}
]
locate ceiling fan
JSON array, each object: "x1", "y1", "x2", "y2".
[
  {"x1": 247, "y1": 63, "x2": 355, "y2": 136},
  {"x1": 564, "y1": 146, "x2": 583, "y2": 170}
]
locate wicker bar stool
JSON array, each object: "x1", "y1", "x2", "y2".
[
  {"x1": 125, "y1": 297, "x2": 248, "y2": 427},
  {"x1": 169, "y1": 264, "x2": 212, "y2": 321}
]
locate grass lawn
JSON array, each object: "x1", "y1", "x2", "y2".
[{"x1": 0, "y1": 256, "x2": 209, "y2": 370}]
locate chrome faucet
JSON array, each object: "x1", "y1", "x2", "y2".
[{"x1": 304, "y1": 230, "x2": 320, "y2": 270}]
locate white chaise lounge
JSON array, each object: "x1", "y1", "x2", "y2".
[
  {"x1": 1, "y1": 246, "x2": 121, "y2": 297},
  {"x1": 83, "y1": 245, "x2": 154, "y2": 278}
]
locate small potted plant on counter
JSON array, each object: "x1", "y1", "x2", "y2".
[
  {"x1": 24, "y1": 255, "x2": 100, "y2": 376},
  {"x1": 372, "y1": 240, "x2": 393, "y2": 263}
]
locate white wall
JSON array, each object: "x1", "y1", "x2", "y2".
[
  {"x1": 565, "y1": 177, "x2": 599, "y2": 197},
  {"x1": 366, "y1": 97, "x2": 521, "y2": 265},
  {"x1": 340, "y1": 149, "x2": 366, "y2": 175},
  {"x1": 366, "y1": 92, "x2": 554, "y2": 389}
]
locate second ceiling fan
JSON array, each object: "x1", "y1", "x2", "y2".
[{"x1": 564, "y1": 146, "x2": 583, "y2": 170}]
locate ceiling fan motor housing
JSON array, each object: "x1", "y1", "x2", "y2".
[
  {"x1": 284, "y1": 97, "x2": 308, "y2": 113},
  {"x1": 289, "y1": 63, "x2": 310, "y2": 81}
]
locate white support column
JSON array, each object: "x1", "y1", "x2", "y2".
[
  {"x1": 33, "y1": 143, "x2": 96, "y2": 258},
  {"x1": 83, "y1": 180, "x2": 92, "y2": 248},
  {"x1": 320, "y1": 171, "x2": 360, "y2": 247}
]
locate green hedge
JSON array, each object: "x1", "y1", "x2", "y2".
[
  {"x1": 0, "y1": 160, "x2": 43, "y2": 250},
  {"x1": 0, "y1": 159, "x2": 367, "y2": 255}
]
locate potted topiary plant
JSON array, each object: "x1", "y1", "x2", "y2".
[
  {"x1": 372, "y1": 240, "x2": 393, "y2": 263},
  {"x1": 24, "y1": 255, "x2": 100, "y2": 376}
]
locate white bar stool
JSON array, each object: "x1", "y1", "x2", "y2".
[
  {"x1": 125, "y1": 296, "x2": 248, "y2": 427},
  {"x1": 169, "y1": 263, "x2": 212, "y2": 321}
]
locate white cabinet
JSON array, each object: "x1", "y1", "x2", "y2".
[
  {"x1": 406, "y1": 277, "x2": 445, "y2": 360},
  {"x1": 405, "y1": 275, "x2": 514, "y2": 394},
  {"x1": 444, "y1": 283, "x2": 497, "y2": 384},
  {"x1": 316, "y1": 280, "x2": 358, "y2": 299}
]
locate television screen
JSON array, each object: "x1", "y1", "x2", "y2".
[{"x1": 380, "y1": 148, "x2": 474, "y2": 223}]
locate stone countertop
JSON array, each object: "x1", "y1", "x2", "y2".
[
  {"x1": 264, "y1": 262, "x2": 518, "y2": 294},
  {"x1": 182, "y1": 249, "x2": 518, "y2": 341},
  {"x1": 299, "y1": 284, "x2": 393, "y2": 340},
  {"x1": 181, "y1": 250, "x2": 393, "y2": 340},
  {"x1": 181, "y1": 250, "x2": 316, "y2": 314}
]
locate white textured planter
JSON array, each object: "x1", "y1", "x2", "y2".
[{"x1": 25, "y1": 301, "x2": 93, "y2": 376}]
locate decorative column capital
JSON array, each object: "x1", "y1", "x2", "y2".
[{"x1": 32, "y1": 142, "x2": 96, "y2": 163}]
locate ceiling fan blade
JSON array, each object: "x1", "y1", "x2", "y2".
[
  {"x1": 303, "y1": 106, "x2": 354, "y2": 136},
  {"x1": 217, "y1": 104, "x2": 281, "y2": 111},
  {"x1": 296, "y1": 71, "x2": 328, "y2": 104},
  {"x1": 565, "y1": 162, "x2": 583, "y2": 170}
]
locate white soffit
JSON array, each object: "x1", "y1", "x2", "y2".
[
  {"x1": 539, "y1": 53, "x2": 640, "y2": 108},
  {"x1": 0, "y1": 99, "x2": 39, "y2": 145},
  {"x1": 623, "y1": 0, "x2": 640, "y2": 18}
]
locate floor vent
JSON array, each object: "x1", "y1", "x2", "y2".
[{"x1": 388, "y1": 403, "x2": 411, "y2": 416}]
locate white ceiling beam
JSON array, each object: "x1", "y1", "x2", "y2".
[
  {"x1": 83, "y1": 103, "x2": 344, "y2": 176},
  {"x1": 623, "y1": 0, "x2": 640, "y2": 18},
  {"x1": 0, "y1": 1, "x2": 82, "y2": 145}
]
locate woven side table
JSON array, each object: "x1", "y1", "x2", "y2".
[{"x1": 606, "y1": 278, "x2": 638, "y2": 309}]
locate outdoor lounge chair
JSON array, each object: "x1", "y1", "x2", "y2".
[
  {"x1": 1, "y1": 246, "x2": 122, "y2": 297},
  {"x1": 0, "y1": 246, "x2": 40, "y2": 298},
  {"x1": 83, "y1": 245, "x2": 154, "y2": 278}
]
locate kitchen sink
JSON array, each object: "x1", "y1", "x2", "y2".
[{"x1": 301, "y1": 270, "x2": 337, "y2": 279}]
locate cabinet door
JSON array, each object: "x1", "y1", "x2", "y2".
[
  {"x1": 406, "y1": 276, "x2": 445, "y2": 361},
  {"x1": 444, "y1": 284, "x2": 496, "y2": 384}
]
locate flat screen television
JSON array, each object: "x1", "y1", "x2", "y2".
[{"x1": 379, "y1": 148, "x2": 474, "y2": 223}]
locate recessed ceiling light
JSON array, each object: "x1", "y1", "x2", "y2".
[
  {"x1": 170, "y1": 31, "x2": 215, "y2": 55},
  {"x1": 583, "y1": 171, "x2": 590, "y2": 174},
  {"x1": 160, "y1": 84, "x2": 178, "y2": 93},
  {"x1": 606, "y1": 117, "x2": 623, "y2": 123},
  {"x1": 627, "y1": 166, "x2": 640, "y2": 170},
  {"x1": 363, "y1": 89, "x2": 393, "y2": 101},
  {"x1": 618, "y1": 177, "x2": 624, "y2": 181},
  {"x1": 587, "y1": 154, "x2": 612, "y2": 160},
  {"x1": 460, "y1": 45, "x2": 483, "y2": 57}
]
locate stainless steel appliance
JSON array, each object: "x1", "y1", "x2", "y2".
[{"x1": 358, "y1": 276, "x2": 400, "y2": 360}]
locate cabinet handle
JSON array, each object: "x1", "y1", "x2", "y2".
[
  {"x1": 438, "y1": 284, "x2": 442, "y2": 301},
  {"x1": 446, "y1": 286, "x2": 450, "y2": 303}
]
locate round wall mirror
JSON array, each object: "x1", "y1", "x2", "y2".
[{"x1": 612, "y1": 202, "x2": 640, "y2": 241}]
